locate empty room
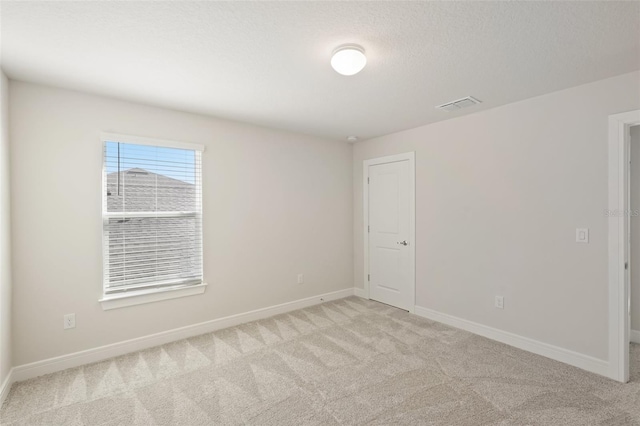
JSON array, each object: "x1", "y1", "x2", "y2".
[{"x1": 0, "y1": 1, "x2": 640, "y2": 425}]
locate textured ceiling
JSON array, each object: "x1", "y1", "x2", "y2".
[{"x1": 1, "y1": 1, "x2": 639, "y2": 141}]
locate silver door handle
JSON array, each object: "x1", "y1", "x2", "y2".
[{"x1": 397, "y1": 240, "x2": 408, "y2": 246}]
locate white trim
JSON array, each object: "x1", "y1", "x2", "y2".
[
  {"x1": 0, "y1": 368, "x2": 14, "y2": 407},
  {"x1": 414, "y1": 306, "x2": 609, "y2": 378},
  {"x1": 363, "y1": 152, "x2": 416, "y2": 313},
  {"x1": 12, "y1": 288, "x2": 354, "y2": 383},
  {"x1": 354, "y1": 287, "x2": 367, "y2": 299},
  {"x1": 631, "y1": 330, "x2": 640, "y2": 344},
  {"x1": 608, "y1": 110, "x2": 640, "y2": 383},
  {"x1": 100, "y1": 283, "x2": 207, "y2": 310},
  {"x1": 100, "y1": 132, "x2": 205, "y2": 152}
]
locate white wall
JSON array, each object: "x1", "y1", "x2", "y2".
[
  {"x1": 631, "y1": 125, "x2": 640, "y2": 334},
  {"x1": 10, "y1": 81, "x2": 353, "y2": 366},
  {"x1": 353, "y1": 71, "x2": 640, "y2": 361},
  {"x1": 0, "y1": 70, "x2": 12, "y2": 385}
]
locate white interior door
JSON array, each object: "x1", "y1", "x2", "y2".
[{"x1": 366, "y1": 154, "x2": 414, "y2": 311}]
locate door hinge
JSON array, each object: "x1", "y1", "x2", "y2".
[
  {"x1": 368, "y1": 274, "x2": 370, "y2": 281},
  {"x1": 367, "y1": 177, "x2": 370, "y2": 184},
  {"x1": 368, "y1": 225, "x2": 370, "y2": 233},
  {"x1": 625, "y1": 262, "x2": 629, "y2": 270}
]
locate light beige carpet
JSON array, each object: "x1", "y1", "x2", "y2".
[{"x1": 1, "y1": 296, "x2": 639, "y2": 425}]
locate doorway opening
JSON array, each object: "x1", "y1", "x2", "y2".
[
  {"x1": 629, "y1": 125, "x2": 640, "y2": 381},
  {"x1": 608, "y1": 110, "x2": 640, "y2": 383}
]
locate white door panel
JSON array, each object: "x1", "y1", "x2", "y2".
[
  {"x1": 368, "y1": 159, "x2": 412, "y2": 310},
  {"x1": 374, "y1": 246, "x2": 401, "y2": 291}
]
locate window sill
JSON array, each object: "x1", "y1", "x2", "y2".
[{"x1": 99, "y1": 283, "x2": 207, "y2": 311}]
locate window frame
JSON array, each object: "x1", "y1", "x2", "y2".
[{"x1": 99, "y1": 133, "x2": 206, "y2": 310}]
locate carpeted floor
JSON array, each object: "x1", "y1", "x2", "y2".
[{"x1": 1, "y1": 296, "x2": 639, "y2": 425}]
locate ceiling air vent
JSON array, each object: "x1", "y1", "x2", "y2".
[{"x1": 436, "y1": 96, "x2": 481, "y2": 112}]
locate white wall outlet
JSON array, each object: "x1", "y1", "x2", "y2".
[
  {"x1": 495, "y1": 296, "x2": 504, "y2": 309},
  {"x1": 576, "y1": 228, "x2": 589, "y2": 243},
  {"x1": 64, "y1": 313, "x2": 76, "y2": 329},
  {"x1": 297, "y1": 274, "x2": 304, "y2": 284}
]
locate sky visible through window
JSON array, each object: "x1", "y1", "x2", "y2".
[{"x1": 104, "y1": 141, "x2": 196, "y2": 184}]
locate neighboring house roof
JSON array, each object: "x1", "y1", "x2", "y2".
[
  {"x1": 106, "y1": 168, "x2": 195, "y2": 212},
  {"x1": 104, "y1": 168, "x2": 200, "y2": 288}
]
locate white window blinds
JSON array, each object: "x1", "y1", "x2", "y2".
[{"x1": 102, "y1": 135, "x2": 203, "y2": 296}]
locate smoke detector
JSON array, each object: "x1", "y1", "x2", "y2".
[
  {"x1": 436, "y1": 96, "x2": 482, "y2": 112},
  {"x1": 346, "y1": 136, "x2": 359, "y2": 143}
]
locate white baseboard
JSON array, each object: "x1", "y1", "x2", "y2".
[
  {"x1": 631, "y1": 329, "x2": 640, "y2": 344},
  {"x1": 354, "y1": 287, "x2": 367, "y2": 298},
  {"x1": 0, "y1": 368, "x2": 14, "y2": 407},
  {"x1": 413, "y1": 306, "x2": 610, "y2": 379},
  {"x1": 11, "y1": 288, "x2": 354, "y2": 384}
]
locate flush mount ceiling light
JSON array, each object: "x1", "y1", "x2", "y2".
[
  {"x1": 346, "y1": 136, "x2": 359, "y2": 143},
  {"x1": 331, "y1": 44, "x2": 366, "y2": 76}
]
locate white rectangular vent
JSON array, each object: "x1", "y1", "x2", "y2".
[{"x1": 436, "y1": 96, "x2": 481, "y2": 112}]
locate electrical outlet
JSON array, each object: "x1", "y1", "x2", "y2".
[
  {"x1": 495, "y1": 296, "x2": 504, "y2": 309},
  {"x1": 64, "y1": 313, "x2": 76, "y2": 329},
  {"x1": 297, "y1": 274, "x2": 304, "y2": 284}
]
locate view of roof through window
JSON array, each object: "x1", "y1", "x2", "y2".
[
  {"x1": 104, "y1": 142, "x2": 196, "y2": 185},
  {"x1": 102, "y1": 141, "x2": 203, "y2": 293}
]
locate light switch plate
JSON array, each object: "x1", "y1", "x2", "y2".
[{"x1": 576, "y1": 228, "x2": 589, "y2": 243}]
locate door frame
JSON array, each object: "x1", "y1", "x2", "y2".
[
  {"x1": 363, "y1": 152, "x2": 416, "y2": 313},
  {"x1": 608, "y1": 110, "x2": 640, "y2": 383}
]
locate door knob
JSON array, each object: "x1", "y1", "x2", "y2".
[{"x1": 397, "y1": 240, "x2": 408, "y2": 246}]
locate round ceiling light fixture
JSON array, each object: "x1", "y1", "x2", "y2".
[
  {"x1": 331, "y1": 44, "x2": 366, "y2": 76},
  {"x1": 346, "y1": 136, "x2": 359, "y2": 143}
]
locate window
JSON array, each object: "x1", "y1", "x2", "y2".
[{"x1": 100, "y1": 133, "x2": 205, "y2": 309}]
